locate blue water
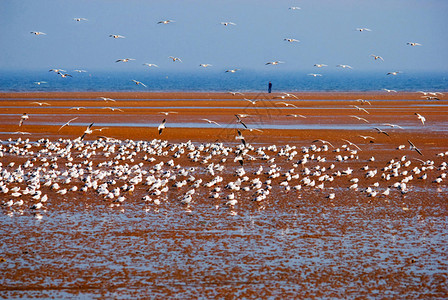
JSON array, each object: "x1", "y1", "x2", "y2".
[{"x1": 0, "y1": 70, "x2": 447, "y2": 92}]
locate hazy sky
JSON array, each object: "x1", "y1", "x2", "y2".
[{"x1": 1, "y1": 0, "x2": 447, "y2": 73}]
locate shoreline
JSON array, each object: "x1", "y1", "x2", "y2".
[{"x1": 1, "y1": 91, "x2": 444, "y2": 100}]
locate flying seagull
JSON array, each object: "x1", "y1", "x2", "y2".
[
  {"x1": 158, "y1": 119, "x2": 166, "y2": 135},
  {"x1": 58, "y1": 117, "x2": 79, "y2": 131},
  {"x1": 266, "y1": 61, "x2": 284, "y2": 65},
  {"x1": 158, "y1": 20, "x2": 175, "y2": 24},
  {"x1": 235, "y1": 114, "x2": 248, "y2": 128},
  {"x1": 19, "y1": 113, "x2": 29, "y2": 127},
  {"x1": 143, "y1": 63, "x2": 159, "y2": 68},
  {"x1": 80, "y1": 123, "x2": 94, "y2": 140},
  {"x1": 168, "y1": 56, "x2": 182, "y2": 62},
  {"x1": 116, "y1": 58, "x2": 135, "y2": 63},
  {"x1": 221, "y1": 22, "x2": 236, "y2": 26},
  {"x1": 236, "y1": 130, "x2": 246, "y2": 146},
  {"x1": 109, "y1": 34, "x2": 125, "y2": 39},
  {"x1": 30, "y1": 31, "x2": 46, "y2": 35},
  {"x1": 414, "y1": 113, "x2": 426, "y2": 125},
  {"x1": 132, "y1": 80, "x2": 147, "y2": 87},
  {"x1": 284, "y1": 38, "x2": 299, "y2": 43},
  {"x1": 408, "y1": 140, "x2": 423, "y2": 155},
  {"x1": 202, "y1": 119, "x2": 221, "y2": 126},
  {"x1": 370, "y1": 54, "x2": 384, "y2": 61}
]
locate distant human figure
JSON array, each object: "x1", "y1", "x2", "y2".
[{"x1": 268, "y1": 81, "x2": 272, "y2": 93}]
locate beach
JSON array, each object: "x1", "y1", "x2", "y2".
[{"x1": 1, "y1": 91, "x2": 447, "y2": 298}]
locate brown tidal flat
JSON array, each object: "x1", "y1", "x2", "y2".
[{"x1": 0, "y1": 92, "x2": 447, "y2": 299}]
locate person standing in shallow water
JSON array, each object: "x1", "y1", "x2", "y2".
[{"x1": 268, "y1": 81, "x2": 272, "y2": 93}]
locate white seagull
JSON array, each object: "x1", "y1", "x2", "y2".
[
  {"x1": 109, "y1": 34, "x2": 125, "y2": 39},
  {"x1": 221, "y1": 22, "x2": 236, "y2": 26},
  {"x1": 168, "y1": 56, "x2": 182, "y2": 62},
  {"x1": 266, "y1": 61, "x2": 284, "y2": 65},
  {"x1": 387, "y1": 71, "x2": 401, "y2": 75},
  {"x1": 414, "y1": 113, "x2": 426, "y2": 125},
  {"x1": 407, "y1": 42, "x2": 422, "y2": 46},
  {"x1": 158, "y1": 20, "x2": 175, "y2": 24},
  {"x1": 143, "y1": 63, "x2": 159, "y2": 68},
  {"x1": 314, "y1": 64, "x2": 328, "y2": 68},
  {"x1": 80, "y1": 123, "x2": 94, "y2": 140},
  {"x1": 73, "y1": 18, "x2": 88, "y2": 22},
  {"x1": 116, "y1": 58, "x2": 135, "y2": 63},
  {"x1": 308, "y1": 73, "x2": 322, "y2": 77},
  {"x1": 337, "y1": 64, "x2": 353, "y2": 69},
  {"x1": 132, "y1": 80, "x2": 147, "y2": 87},
  {"x1": 58, "y1": 117, "x2": 79, "y2": 131},
  {"x1": 30, "y1": 31, "x2": 46, "y2": 35},
  {"x1": 356, "y1": 28, "x2": 371, "y2": 32},
  {"x1": 202, "y1": 119, "x2": 221, "y2": 126},
  {"x1": 370, "y1": 54, "x2": 384, "y2": 61},
  {"x1": 19, "y1": 113, "x2": 29, "y2": 127},
  {"x1": 225, "y1": 69, "x2": 239, "y2": 73},
  {"x1": 158, "y1": 119, "x2": 166, "y2": 135},
  {"x1": 199, "y1": 64, "x2": 212, "y2": 68},
  {"x1": 284, "y1": 38, "x2": 299, "y2": 43}
]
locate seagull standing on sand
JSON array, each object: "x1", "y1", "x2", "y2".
[
  {"x1": 58, "y1": 117, "x2": 78, "y2": 131},
  {"x1": 158, "y1": 119, "x2": 166, "y2": 135}
]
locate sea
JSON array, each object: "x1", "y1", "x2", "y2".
[{"x1": 0, "y1": 70, "x2": 447, "y2": 92}]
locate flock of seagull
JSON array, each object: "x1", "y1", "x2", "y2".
[
  {"x1": 2, "y1": 88, "x2": 447, "y2": 217},
  {"x1": 30, "y1": 6, "x2": 424, "y2": 87},
  {"x1": 1, "y1": 128, "x2": 447, "y2": 217}
]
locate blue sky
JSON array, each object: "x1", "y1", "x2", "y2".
[{"x1": 1, "y1": 0, "x2": 447, "y2": 73}]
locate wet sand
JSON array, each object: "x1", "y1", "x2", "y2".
[{"x1": 1, "y1": 92, "x2": 447, "y2": 298}]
